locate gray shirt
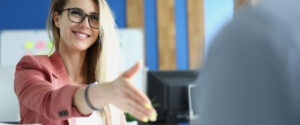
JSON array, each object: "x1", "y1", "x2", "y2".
[{"x1": 193, "y1": 0, "x2": 300, "y2": 124}]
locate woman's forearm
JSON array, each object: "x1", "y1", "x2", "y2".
[
  {"x1": 73, "y1": 84, "x2": 108, "y2": 115},
  {"x1": 73, "y1": 87, "x2": 93, "y2": 115}
]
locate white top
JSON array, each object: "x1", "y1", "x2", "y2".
[{"x1": 76, "y1": 112, "x2": 104, "y2": 125}]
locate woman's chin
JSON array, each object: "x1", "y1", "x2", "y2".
[
  {"x1": 71, "y1": 41, "x2": 94, "y2": 52},
  {"x1": 71, "y1": 45, "x2": 90, "y2": 52}
]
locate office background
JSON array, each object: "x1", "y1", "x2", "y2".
[
  {"x1": 0, "y1": 0, "x2": 245, "y2": 123},
  {"x1": 0, "y1": 0, "x2": 234, "y2": 70}
]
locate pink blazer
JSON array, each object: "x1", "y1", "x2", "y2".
[{"x1": 14, "y1": 51, "x2": 126, "y2": 125}]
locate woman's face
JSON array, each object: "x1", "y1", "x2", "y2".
[{"x1": 54, "y1": 0, "x2": 99, "y2": 52}]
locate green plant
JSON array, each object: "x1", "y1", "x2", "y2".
[{"x1": 125, "y1": 112, "x2": 138, "y2": 122}]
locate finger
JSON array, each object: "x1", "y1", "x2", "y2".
[
  {"x1": 125, "y1": 81, "x2": 152, "y2": 106},
  {"x1": 125, "y1": 97, "x2": 151, "y2": 118},
  {"x1": 122, "y1": 61, "x2": 142, "y2": 78},
  {"x1": 125, "y1": 95, "x2": 158, "y2": 122},
  {"x1": 123, "y1": 101, "x2": 149, "y2": 122}
]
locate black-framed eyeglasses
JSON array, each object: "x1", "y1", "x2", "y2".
[{"x1": 62, "y1": 8, "x2": 99, "y2": 29}]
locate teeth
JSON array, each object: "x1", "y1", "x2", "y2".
[{"x1": 75, "y1": 32, "x2": 88, "y2": 38}]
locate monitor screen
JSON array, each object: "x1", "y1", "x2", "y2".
[{"x1": 147, "y1": 70, "x2": 199, "y2": 123}]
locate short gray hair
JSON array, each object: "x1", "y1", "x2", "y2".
[
  {"x1": 235, "y1": 0, "x2": 262, "y2": 6},
  {"x1": 234, "y1": 0, "x2": 263, "y2": 14}
]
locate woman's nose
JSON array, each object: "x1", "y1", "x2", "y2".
[{"x1": 79, "y1": 16, "x2": 90, "y2": 28}]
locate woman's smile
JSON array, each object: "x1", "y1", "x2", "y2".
[{"x1": 72, "y1": 30, "x2": 91, "y2": 40}]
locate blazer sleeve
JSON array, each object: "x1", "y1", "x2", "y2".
[{"x1": 14, "y1": 55, "x2": 91, "y2": 120}]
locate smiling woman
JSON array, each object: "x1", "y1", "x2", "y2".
[{"x1": 13, "y1": 0, "x2": 157, "y2": 125}]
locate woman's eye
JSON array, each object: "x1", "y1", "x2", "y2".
[
  {"x1": 90, "y1": 15, "x2": 99, "y2": 21},
  {"x1": 71, "y1": 10, "x2": 83, "y2": 16}
]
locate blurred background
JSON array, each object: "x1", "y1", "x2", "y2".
[
  {"x1": 0, "y1": 0, "x2": 252, "y2": 124},
  {"x1": 0, "y1": 0, "x2": 235, "y2": 70}
]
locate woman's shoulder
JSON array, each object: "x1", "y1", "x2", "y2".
[{"x1": 16, "y1": 54, "x2": 52, "y2": 72}]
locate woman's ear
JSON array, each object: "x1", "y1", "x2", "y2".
[{"x1": 53, "y1": 12, "x2": 60, "y2": 28}]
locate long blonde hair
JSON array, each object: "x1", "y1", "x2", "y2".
[{"x1": 46, "y1": 0, "x2": 123, "y2": 124}]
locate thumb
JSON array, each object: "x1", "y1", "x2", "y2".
[{"x1": 122, "y1": 61, "x2": 142, "y2": 78}]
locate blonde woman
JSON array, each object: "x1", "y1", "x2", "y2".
[{"x1": 14, "y1": 0, "x2": 157, "y2": 124}]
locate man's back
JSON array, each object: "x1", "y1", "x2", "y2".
[{"x1": 193, "y1": 0, "x2": 300, "y2": 124}]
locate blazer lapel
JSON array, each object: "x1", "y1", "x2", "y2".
[{"x1": 49, "y1": 51, "x2": 70, "y2": 87}]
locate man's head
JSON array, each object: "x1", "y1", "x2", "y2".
[{"x1": 234, "y1": 0, "x2": 263, "y2": 14}]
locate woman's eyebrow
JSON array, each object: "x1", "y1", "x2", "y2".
[
  {"x1": 72, "y1": 7, "x2": 82, "y2": 11},
  {"x1": 89, "y1": 11, "x2": 99, "y2": 15},
  {"x1": 71, "y1": 7, "x2": 98, "y2": 15}
]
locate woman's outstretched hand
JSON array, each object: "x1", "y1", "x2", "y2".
[{"x1": 91, "y1": 61, "x2": 157, "y2": 122}]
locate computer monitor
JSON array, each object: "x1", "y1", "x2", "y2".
[{"x1": 147, "y1": 70, "x2": 199, "y2": 123}]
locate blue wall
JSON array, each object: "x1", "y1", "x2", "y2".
[
  {"x1": 0, "y1": 0, "x2": 234, "y2": 70},
  {"x1": 144, "y1": 0, "x2": 159, "y2": 70},
  {"x1": 0, "y1": 0, "x2": 51, "y2": 30},
  {"x1": 175, "y1": 0, "x2": 189, "y2": 70},
  {"x1": 0, "y1": 0, "x2": 128, "y2": 30},
  {"x1": 204, "y1": 0, "x2": 234, "y2": 57},
  {"x1": 106, "y1": 0, "x2": 127, "y2": 28}
]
